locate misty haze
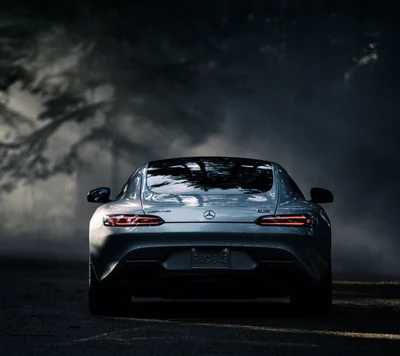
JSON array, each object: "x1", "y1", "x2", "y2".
[
  {"x1": 0, "y1": 1, "x2": 399, "y2": 281},
  {"x1": 1, "y1": 2, "x2": 400, "y2": 356}
]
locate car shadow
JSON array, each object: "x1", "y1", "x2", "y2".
[
  {"x1": 90, "y1": 282, "x2": 400, "y2": 355},
  {"x1": 115, "y1": 281, "x2": 400, "y2": 333}
]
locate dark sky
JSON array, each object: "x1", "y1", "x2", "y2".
[{"x1": 0, "y1": 0, "x2": 399, "y2": 279}]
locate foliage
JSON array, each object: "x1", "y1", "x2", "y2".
[{"x1": 0, "y1": 1, "x2": 395, "y2": 193}]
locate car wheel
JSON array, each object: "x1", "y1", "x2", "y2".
[
  {"x1": 290, "y1": 262, "x2": 332, "y2": 317},
  {"x1": 89, "y1": 262, "x2": 131, "y2": 315}
]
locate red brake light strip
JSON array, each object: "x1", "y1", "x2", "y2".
[
  {"x1": 256, "y1": 215, "x2": 315, "y2": 227},
  {"x1": 104, "y1": 215, "x2": 164, "y2": 227}
]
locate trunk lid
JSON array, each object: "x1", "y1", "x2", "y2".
[{"x1": 142, "y1": 190, "x2": 278, "y2": 223}]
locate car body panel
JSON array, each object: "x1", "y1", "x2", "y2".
[
  {"x1": 88, "y1": 157, "x2": 332, "y2": 298},
  {"x1": 142, "y1": 191, "x2": 278, "y2": 223},
  {"x1": 90, "y1": 222, "x2": 327, "y2": 282}
]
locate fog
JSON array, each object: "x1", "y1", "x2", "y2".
[{"x1": 0, "y1": 1, "x2": 399, "y2": 279}]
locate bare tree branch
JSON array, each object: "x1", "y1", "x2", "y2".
[{"x1": 0, "y1": 101, "x2": 111, "y2": 150}]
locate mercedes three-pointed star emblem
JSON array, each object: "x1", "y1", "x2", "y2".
[{"x1": 203, "y1": 210, "x2": 216, "y2": 220}]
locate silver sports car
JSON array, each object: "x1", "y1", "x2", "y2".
[{"x1": 87, "y1": 156, "x2": 333, "y2": 315}]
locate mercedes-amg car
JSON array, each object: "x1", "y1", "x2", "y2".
[{"x1": 87, "y1": 156, "x2": 333, "y2": 315}]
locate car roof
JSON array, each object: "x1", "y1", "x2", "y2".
[{"x1": 148, "y1": 156, "x2": 275, "y2": 165}]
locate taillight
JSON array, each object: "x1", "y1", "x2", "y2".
[
  {"x1": 103, "y1": 215, "x2": 164, "y2": 227},
  {"x1": 255, "y1": 215, "x2": 316, "y2": 227}
]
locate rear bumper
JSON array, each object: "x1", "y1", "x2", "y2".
[
  {"x1": 98, "y1": 257, "x2": 306, "y2": 299},
  {"x1": 90, "y1": 223, "x2": 331, "y2": 296}
]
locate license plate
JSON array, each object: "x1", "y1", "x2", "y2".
[{"x1": 191, "y1": 250, "x2": 230, "y2": 269}]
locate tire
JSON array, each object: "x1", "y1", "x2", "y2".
[
  {"x1": 290, "y1": 262, "x2": 332, "y2": 317},
  {"x1": 89, "y1": 262, "x2": 131, "y2": 315}
]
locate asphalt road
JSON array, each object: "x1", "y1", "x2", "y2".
[{"x1": 0, "y1": 256, "x2": 399, "y2": 356}]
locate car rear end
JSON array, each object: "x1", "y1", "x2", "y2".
[{"x1": 89, "y1": 157, "x2": 331, "y2": 302}]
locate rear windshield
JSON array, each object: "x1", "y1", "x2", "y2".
[{"x1": 146, "y1": 157, "x2": 273, "y2": 194}]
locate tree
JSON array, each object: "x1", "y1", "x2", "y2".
[
  {"x1": 0, "y1": 0, "x2": 393, "y2": 198},
  {"x1": 0, "y1": 1, "x2": 283, "y2": 193}
]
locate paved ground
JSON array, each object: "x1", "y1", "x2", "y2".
[{"x1": 0, "y1": 256, "x2": 399, "y2": 355}]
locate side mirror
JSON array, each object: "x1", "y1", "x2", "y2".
[
  {"x1": 310, "y1": 187, "x2": 334, "y2": 204},
  {"x1": 87, "y1": 187, "x2": 111, "y2": 203}
]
